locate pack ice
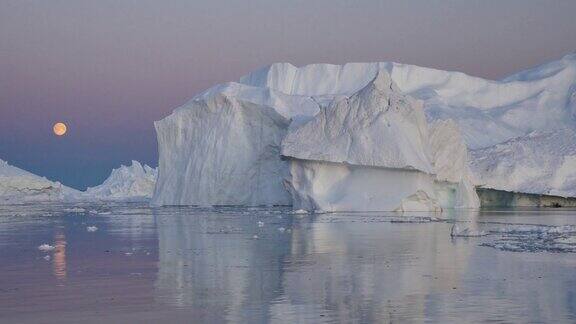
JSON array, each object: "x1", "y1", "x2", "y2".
[
  {"x1": 82, "y1": 161, "x2": 157, "y2": 202},
  {"x1": 152, "y1": 69, "x2": 479, "y2": 211},
  {"x1": 0, "y1": 159, "x2": 79, "y2": 204}
]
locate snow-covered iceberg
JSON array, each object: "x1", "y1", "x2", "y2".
[
  {"x1": 153, "y1": 53, "x2": 576, "y2": 208},
  {"x1": 153, "y1": 69, "x2": 478, "y2": 211},
  {"x1": 82, "y1": 161, "x2": 157, "y2": 202},
  {"x1": 281, "y1": 71, "x2": 478, "y2": 212},
  {"x1": 0, "y1": 159, "x2": 79, "y2": 204}
]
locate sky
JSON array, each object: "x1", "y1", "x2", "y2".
[{"x1": 1, "y1": 0, "x2": 576, "y2": 190}]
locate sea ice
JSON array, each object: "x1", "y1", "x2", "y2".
[{"x1": 38, "y1": 244, "x2": 55, "y2": 252}]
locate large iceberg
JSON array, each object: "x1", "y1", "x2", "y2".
[
  {"x1": 153, "y1": 53, "x2": 576, "y2": 208},
  {"x1": 83, "y1": 161, "x2": 157, "y2": 202},
  {"x1": 153, "y1": 69, "x2": 478, "y2": 211},
  {"x1": 0, "y1": 159, "x2": 79, "y2": 204}
]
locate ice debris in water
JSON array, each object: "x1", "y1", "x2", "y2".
[
  {"x1": 38, "y1": 244, "x2": 55, "y2": 252},
  {"x1": 278, "y1": 227, "x2": 286, "y2": 233},
  {"x1": 450, "y1": 224, "x2": 487, "y2": 237},
  {"x1": 252, "y1": 235, "x2": 259, "y2": 239},
  {"x1": 257, "y1": 221, "x2": 264, "y2": 227},
  {"x1": 389, "y1": 216, "x2": 441, "y2": 223},
  {"x1": 293, "y1": 209, "x2": 309, "y2": 214},
  {"x1": 63, "y1": 207, "x2": 86, "y2": 213},
  {"x1": 481, "y1": 224, "x2": 576, "y2": 253},
  {"x1": 86, "y1": 226, "x2": 98, "y2": 232},
  {"x1": 43, "y1": 255, "x2": 51, "y2": 261}
]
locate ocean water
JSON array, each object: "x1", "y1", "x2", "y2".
[{"x1": 1, "y1": 203, "x2": 576, "y2": 323}]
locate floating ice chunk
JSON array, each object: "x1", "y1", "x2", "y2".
[
  {"x1": 257, "y1": 221, "x2": 264, "y2": 227},
  {"x1": 86, "y1": 226, "x2": 98, "y2": 232},
  {"x1": 63, "y1": 207, "x2": 86, "y2": 213},
  {"x1": 252, "y1": 235, "x2": 259, "y2": 239},
  {"x1": 292, "y1": 209, "x2": 308, "y2": 214},
  {"x1": 43, "y1": 255, "x2": 51, "y2": 261},
  {"x1": 38, "y1": 244, "x2": 55, "y2": 252},
  {"x1": 450, "y1": 224, "x2": 487, "y2": 237},
  {"x1": 278, "y1": 227, "x2": 286, "y2": 233}
]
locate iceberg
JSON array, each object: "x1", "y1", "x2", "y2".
[
  {"x1": 82, "y1": 161, "x2": 157, "y2": 202},
  {"x1": 153, "y1": 53, "x2": 576, "y2": 207},
  {"x1": 153, "y1": 69, "x2": 478, "y2": 211},
  {"x1": 0, "y1": 159, "x2": 79, "y2": 204}
]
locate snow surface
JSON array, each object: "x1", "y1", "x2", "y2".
[
  {"x1": 240, "y1": 53, "x2": 576, "y2": 150},
  {"x1": 82, "y1": 161, "x2": 157, "y2": 202},
  {"x1": 0, "y1": 159, "x2": 79, "y2": 204},
  {"x1": 471, "y1": 128, "x2": 576, "y2": 197}
]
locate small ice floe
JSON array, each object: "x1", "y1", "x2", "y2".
[
  {"x1": 450, "y1": 224, "x2": 487, "y2": 237},
  {"x1": 43, "y1": 255, "x2": 51, "y2": 261},
  {"x1": 252, "y1": 234, "x2": 259, "y2": 239},
  {"x1": 63, "y1": 207, "x2": 86, "y2": 213},
  {"x1": 278, "y1": 227, "x2": 286, "y2": 233},
  {"x1": 125, "y1": 252, "x2": 133, "y2": 256},
  {"x1": 88, "y1": 210, "x2": 99, "y2": 214},
  {"x1": 97, "y1": 211, "x2": 112, "y2": 215},
  {"x1": 292, "y1": 209, "x2": 308, "y2": 214},
  {"x1": 86, "y1": 226, "x2": 98, "y2": 232},
  {"x1": 257, "y1": 221, "x2": 264, "y2": 228},
  {"x1": 38, "y1": 244, "x2": 55, "y2": 252}
]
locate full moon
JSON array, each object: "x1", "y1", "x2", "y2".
[{"x1": 53, "y1": 122, "x2": 67, "y2": 136}]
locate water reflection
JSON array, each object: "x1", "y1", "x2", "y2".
[
  {"x1": 53, "y1": 231, "x2": 67, "y2": 280},
  {"x1": 154, "y1": 210, "x2": 477, "y2": 322}
]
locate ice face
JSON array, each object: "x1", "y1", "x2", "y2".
[
  {"x1": 282, "y1": 71, "x2": 479, "y2": 212},
  {"x1": 152, "y1": 91, "x2": 293, "y2": 206}
]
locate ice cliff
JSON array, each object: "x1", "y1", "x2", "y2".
[
  {"x1": 153, "y1": 69, "x2": 478, "y2": 211},
  {"x1": 0, "y1": 159, "x2": 79, "y2": 204},
  {"x1": 83, "y1": 161, "x2": 157, "y2": 202},
  {"x1": 281, "y1": 71, "x2": 478, "y2": 211}
]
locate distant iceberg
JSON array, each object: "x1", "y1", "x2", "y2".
[
  {"x1": 0, "y1": 159, "x2": 79, "y2": 204},
  {"x1": 0, "y1": 159, "x2": 156, "y2": 204},
  {"x1": 82, "y1": 161, "x2": 157, "y2": 202}
]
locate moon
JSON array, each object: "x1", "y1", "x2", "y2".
[{"x1": 53, "y1": 122, "x2": 67, "y2": 136}]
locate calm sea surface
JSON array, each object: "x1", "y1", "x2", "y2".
[{"x1": 1, "y1": 203, "x2": 575, "y2": 323}]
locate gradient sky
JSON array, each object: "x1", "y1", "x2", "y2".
[{"x1": 1, "y1": 0, "x2": 576, "y2": 189}]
